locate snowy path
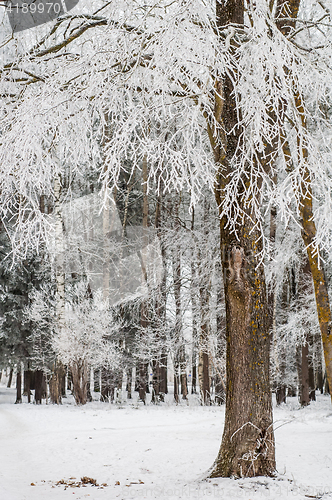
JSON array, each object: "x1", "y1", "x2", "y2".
[{"x1": 0, "y1": 387, "x2": 332, "y2": 500}]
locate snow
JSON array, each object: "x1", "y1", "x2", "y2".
[{"x1": 1, "y1": 385, "x2": 332, "y2": 500}]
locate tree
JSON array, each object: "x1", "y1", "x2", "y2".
[
  {"x1": 2, "y1": 0, "x2": 332, "y2": 479},
  {"x1": 28, "y1": 282, "x2": 123, "y2": 404}
]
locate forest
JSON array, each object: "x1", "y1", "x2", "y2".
[{"x1": 0, "y1": 0, "x2": 332, "y2": 498}]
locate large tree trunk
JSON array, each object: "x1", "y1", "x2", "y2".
[
  {"x1": 209, "y1": 0, "x2": 275, "y2": 478},
  {"x1": 210, "y1": 235, "x2": 275, "y2": 477}
]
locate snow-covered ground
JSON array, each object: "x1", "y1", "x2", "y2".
[{"x1": 1, "y1": 384, "x2": 332, "y2": 500}]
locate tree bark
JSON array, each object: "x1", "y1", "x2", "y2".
[
  {"x1": 126, "y1": 368, "x2": 132, "y2": 399},
  {"x1": 94, "y1": 369, "x2": 101, "y2": 392},
  {"x1": 34, "y1": 369, "x2": 44, "y2": 404},
  {"x1": 159, "y1": 352, "x2": 168, "y2": 397},
  {"x1": 101, "y1": 368, "x2": 112, "y2": 402},
  {"x1": 275, "y1": 271, "x2": 289, "y2": 405},
  {"x1": 190, "y1": 209, "x2": 199, "y2": 395},
  {"x1": 51, "y1": 170, "x2": 65, "y2": 404},
  {"x1": 70, "y1": 362, "x2": 89, "y2": 405},
  {"x1": 209, "y1": 0, "x2": 275, "y2": 477},
  {"x1": 15, "y1": 370, "x2": 22, "y2": 404},
  {"x1": 300, "y1": 343, "x2": 310, "y2": 407},
  {"x1": 215, "y1": 270, "x2": 226, "y2": 405},
  {"x1": 7, "y1": 368, "x2": 13, "y2": 388},
  {"x1": 280, "y1": 86, "x2": 332, "y2": 402},
  {"x1": 172, "y1": 195, "x2": 187, "y2": 402},
  {"x1": 24, "y1": 370, "x2": 32, "y2": 403},
  {"x1": 154, "y1": 191, "x2": 168, "y2": 401}
]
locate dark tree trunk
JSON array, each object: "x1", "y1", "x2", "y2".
[
  {"x1": 173, "y1": 373, "x2": 179, "y2": 404},
  {"x1": 101, "y1": 368, "x2": 111, "y2": 402},
  {"x1": 190, "y1": 211, "x2": 199, "y2": 396},
  {"x1": 154, "y1": 193, "x2": 168, "y2": 401},
  {"x1": 15, "y1": 370, "x2": 22, "y2": 404},
  {"x1": 275, "y1": 272, "x2": 289, "y2": 406},
  {"x1": 324, "y1": 373, "x2": 330, "y2": 395},
  {"x1": 276, "y1": 386, "x2": 286, "y2": 405},
  {"x1": 126, "y1": 368, "x2": 132, "y2": 399},
  {"x1": 309, "y1": 363, "x2": 316, "y2": 401},
  {"x1": 180, "y1": 348, "x2": 188, "y2": 400},
  {"x1": 288, "y1": 386, "x2": 297, "y2": 397},
  {"x1": 7, "y1": 368, "x2": 13, "y2": 388},
  {"x1": 191, "y1": 361, "x2": 197, "y2": 395},
  {"x1": 60, "y1": 371, "x2": 66, "y2": 397},
  {"x1": 316, "y1": 355, "x2": 324, "y2": 394},
  {"x1": 171, "y1": 194, "x2": 187, "y2": 403},
  {"x1": 34, "y1": 370, "x2": 44, "y2": 404},
  {"x1": 49, "y1": 364, "x2": 64, "y2": 404},
  {"x1": 298, "y1": 257, "x2": 316, "y2": 405},
  {"x1": 86, "y1": 379, "x2": 93, "y2": 402},
  {"x1": 159, "y1": 351, "x2": 168, "y2": 397},
  {"x1": 151, "y1": 360, "x2": 160, "y2": 403},
  {"x1": 300, "y1": 343, "x2": 310, "y2": 407},
  {"x1": 24, "y1": 370, "x2": 32, "y2": 403},
  {"x1": 67, "y1": 370, "x2": 73, "y2": 392},
  {"x1": 94, "y1": 369, "x2": 101, "y2": 392},
  {"x1": 138, "y1": 362, "x2": 147, "y2": 403},
  {"x1": 199, "y1": 280, "x2": 210, "y2": 405}
]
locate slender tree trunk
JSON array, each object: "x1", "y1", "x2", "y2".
[
  {"x1": 101, "y1": 368, "x2": 111, "y2": 402},
  {"x1": 300, "y1": 343, "x2": 310, "y2": 406},
  {"x1": 309, "y1": 361, "x2": 316, "y2": 402},
  {"x1": 279, "y1": 86, "x2": 332, "y2": 402},
  {"x1": 94, "y1": 369, "x2": 101, "y2": 392},
  {"x1": 173, "y1": 372, "x2": 179, "y2": 404},
  {"x1": 24, "y1": 370, "x2": 32, "y2": 403},
  {"x1": 172, "y1": 195, "x2": 187, "y2": 402},
  {"x1": 298, "y1": 257, "x2": 317, "y2": 405},
  {"x1": 275, "y1": 272, "x2": 289, "y2": 405},
  {"x1": 138, "y1": 362, "x2": 147, "y2": 403},
  {"x1": 7, "y1": 368, "x2": 13, "y2": 388},
  {"x1": 198, "y1": 265, "x2": 211, "y2": 405},
  {"x1": 15, "y1": 369, "x2": 22, "y2": 404},
  {"x1": 316, "y1": 345, "x2": 324, "y2": 394},
  {"x1": 137, "y1": 155, "x2": 150, "y2": 404},
  {"x1": 50, "y1": 170, "x2": 65, "y2": 404},
  {"x1": 190, "y1": 210, "x2": 199, "y2": 395},
  {"x1": 159, "y1": 352, "x2": 168, "y2": 397},
  {"x1": 126, "y1": 368, "x2": 132, "y2": 399},
  {"x1": 151, "y1": 360, "x2": 160, "y2": 403},
  {"x1": 34, "y1": 370, "x2": 44, "y2": 404}
]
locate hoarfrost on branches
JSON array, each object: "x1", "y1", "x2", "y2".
[{"x1": 1, "y1": 0, "x2": 332, "y2": 260}]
